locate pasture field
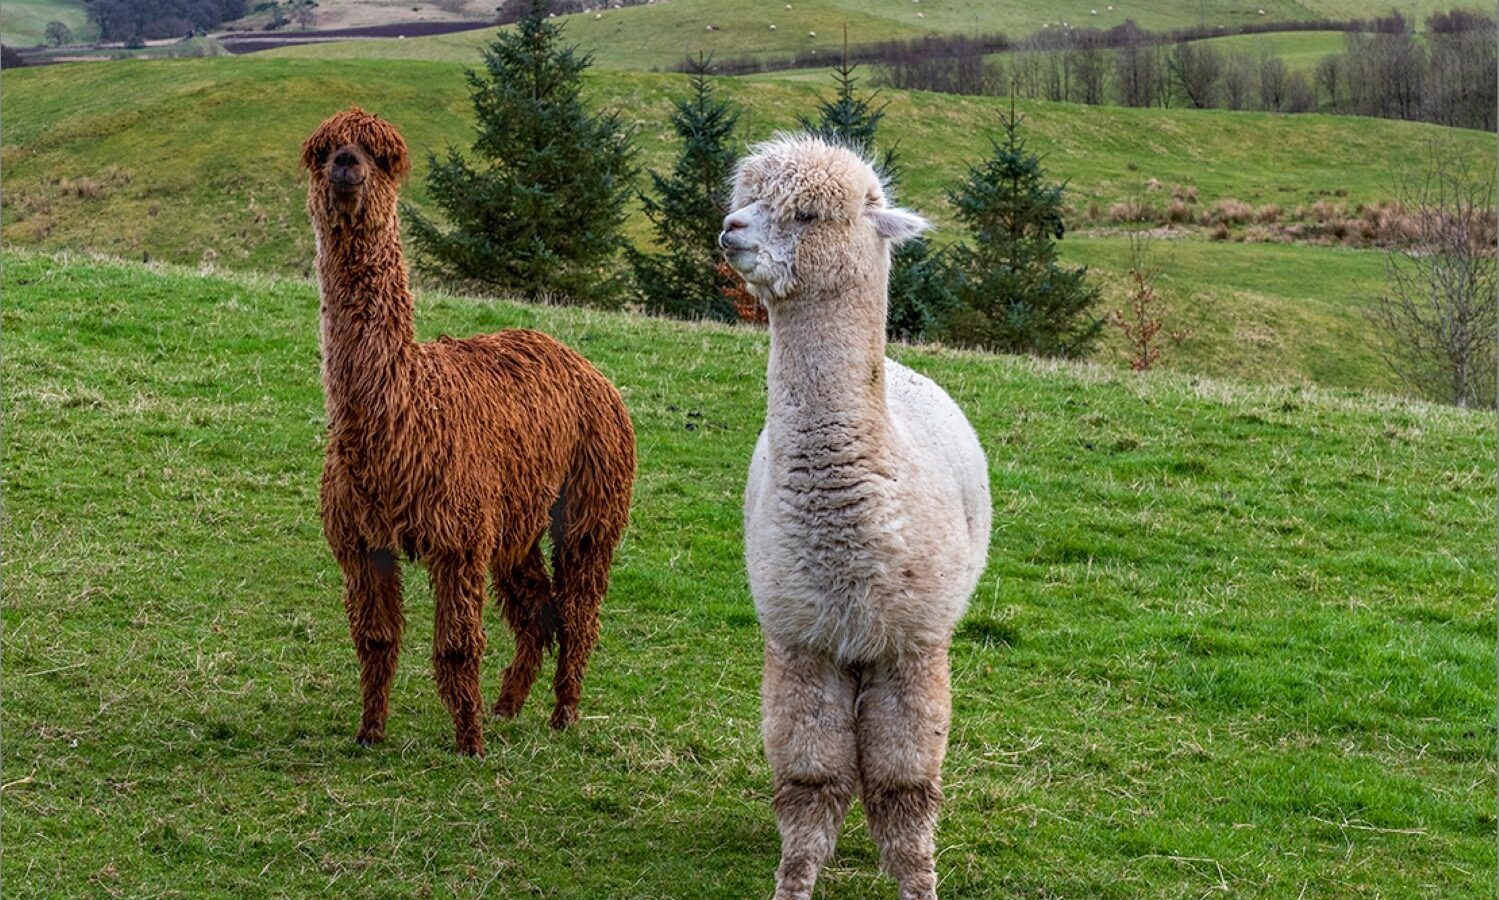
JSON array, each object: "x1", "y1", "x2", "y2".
[
  {"x1": 3, "y1": 250, "x2": 1494, "y2": 897},
  {"x1": 0, "y1": 0, "x2": 96, "y2": 48},
  {"x1": 1193, "y1": 29, "x2": 1349, "y2": 71},
  {"x1": 256, "y1": 0, "x2": 1481, "y2": 71}
]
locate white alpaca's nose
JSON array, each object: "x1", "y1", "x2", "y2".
[{"x1": 720, "y1": 213, "x2": 752, "y2": 250}]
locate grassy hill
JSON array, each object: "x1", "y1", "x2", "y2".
[
  {"x1": 1195, "y1": 29, "x2": 1348, "y2": 71},
  {"x1": 4, "y1": 56, "x2": 1492, "y2": 394},
  {"x1": 1, "y1": 0, "x2": 96, "y2": 47},
  {"x1": 258, "y1": 0, "x2": 1484, "y2": 71},
  {"x1": 3, "y1": 250, "x2": 1493, "y2": 897}
]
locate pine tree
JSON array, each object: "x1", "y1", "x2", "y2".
[
  {"x1": 405, "y1": 0, "x2": 637, "y2": 306},
  {"x1": 938, "y1": 107, "x2": 1103, "y2": 357},
  {"x1": 630, "y1": 54, "x2": 742, "y2": 321},
  {"x1": 797, "y1": 40, "x2": 897, "y2": 181},
  {"x1": 799, "y1": 41, "x2": 946, "y2": 340}
]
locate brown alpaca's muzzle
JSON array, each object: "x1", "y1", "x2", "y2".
[{"x1": 302, "y1": 108, "x2": 412, "y2": 230}]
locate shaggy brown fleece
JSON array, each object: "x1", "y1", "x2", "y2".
[{"x1": 302, "y1": 108, "x2": 636, "y2": 755}]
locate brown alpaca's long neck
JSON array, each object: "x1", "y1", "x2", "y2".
[{"x1": 316, "y1": 219, "x2": 416, "y2": 430}]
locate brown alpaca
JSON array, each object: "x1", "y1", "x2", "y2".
[{"x1": 301, "y1": 108, "x2": 636, "y2": 755}]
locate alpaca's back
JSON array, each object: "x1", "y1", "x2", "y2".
[{"x1": 883, "y1": 358, "x2": 991, "y2": 596}]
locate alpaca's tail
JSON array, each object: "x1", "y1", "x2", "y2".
[{"x1": 553, "y1": 383, "x2": 636, "y2": 562}]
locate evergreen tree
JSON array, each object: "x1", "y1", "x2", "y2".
[
  {"x1": 630, "y1": 54, "x2": 742, "y2": 321},
  {"x1": 938, "y1": 108, "x2": 1102, "y2": 357},
  {"x1": 797, "y1": 48, "x2": 897, "y2": 184},
  {"x1": 406, "y1": 0, "x2": 637, "y2": 305},
  {"x1": 799, "y1": 45, "x2": 946, "y2": 341}
]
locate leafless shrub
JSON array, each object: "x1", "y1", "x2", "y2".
[
  {"x1": 1208, "y1": 198, "x2": 1253, "y2": 225},
  {"x1": 1171, "y1": 184, "x2": 1198, "y2": 204},
  {"x1": 1107, "y1": 194, "x2": 1166, "y2": 225},
  {"x1": 1255, "y1": 203, "x2": 1282, "y2": 224},
  {"x1": 57, "y1": 177, "x2": 104, "y2": 200},
  {"x1": 1309, "y1": 199, "x2": 1345, "y2": 222},
  {"x1": 1209, "y1": 222, "x2": 1230, "y2": 241},
  {"x1": 1365, "y1": 151, "x2": 1497, "y2": 407},
  {"x1": 1110, "y1": 229, "x2": 1190, "y2": 371},
  {"x1": 1166, "y1": 198, "x2": 1194, "y2": 224}
]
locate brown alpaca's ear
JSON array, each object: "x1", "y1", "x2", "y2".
[
  {"x1": 367, "y1": 120, "x2": 411, "y2": 182},
  {"x1": 300, "y1": 130, "x2": 330, "y2": 174}
]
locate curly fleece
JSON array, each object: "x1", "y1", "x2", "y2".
[{"x1": 303, "y1": 108, "x2": 636, "y2": 754}]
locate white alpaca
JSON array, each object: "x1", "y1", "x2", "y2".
[{"x1": 722, "y1": 135, "x2": 991, "y2": 900}]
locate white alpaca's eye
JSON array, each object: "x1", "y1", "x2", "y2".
[{"x1": 794, "y1": 209, "x2": 817, "y2": 223}]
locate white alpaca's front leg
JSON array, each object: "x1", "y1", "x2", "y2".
[
  {"x1": 855, "y1": 649, "x2": 952, "y2": 900},
  {"x1": 761, "y1": 641, "x2": 859, "y2": 900}
]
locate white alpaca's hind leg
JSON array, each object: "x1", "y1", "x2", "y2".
[
  {"x1": 855, "y1": 650, "x2": 952, "y2": 900},
  {"x1": 761, "y1": 641, "x2": 858, "y2": 900}
]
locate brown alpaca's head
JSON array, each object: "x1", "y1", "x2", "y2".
[{"x1": 301, "y1": 107, "x2": 410, "y2": 231}]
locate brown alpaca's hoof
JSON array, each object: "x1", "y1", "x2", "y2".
[
  {"x1": 454, "y1": 726, "x2": 485, "y2": 756},
  {"x1": 355, "y1": 728, "x2": 384, "y2": 747},
  {"x1": 549, "y1": 705, "x2": 579, "y2": 730},
  {"x1": 492, "y1": 694, "x2": 525, "y2": 720}
]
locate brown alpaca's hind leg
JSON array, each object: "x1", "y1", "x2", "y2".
[
  {"x1": 761, "y1": 641, "x2": 859, "y2": 900},
  {"x1": 547, "y1": 528, "x2": 619, "y2": 729},
  {"x1": 492, "y1": 541, "x2": 554, "y2": 719},
  {"x1": 429, "y1": 554, "x2": 488, "y2": 756},
  {"x1": 855, "y1": 651, "x2": 952, "y2": 900},
  {"x1": 338, "y1": 548, "x2": 406, "y2": 746}
]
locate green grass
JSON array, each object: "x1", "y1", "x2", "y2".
[
  {"x1": 1194, "y1": 29, "x2": 1349, "y2": 71},
  {"x1": 9, "y1": 56, "x2": 1490, "y2": 265},
  {"x1": 4, "y1": 250, "x2": 1494, "y2": 897},
  {"x1": 0, "y1": 0, "x2": 96, "y2": 47},
  {"x1": 259, "y1": 0, "x2": 1481, "y2": 71},
  {"x1": 19, "y1": 35, "x2": 231, "y2": 61},
  {"x1": 1068, "y1": 237, "x2": 1398, "y2": 392}
]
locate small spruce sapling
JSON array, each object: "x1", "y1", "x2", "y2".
[
  {"x1": 938, "y1": 101, "x2": 1103, "y2": 357},
  {"x1": 406, "y1": 0, "x2": 638, "y2": 306},
  {"x1": 630, "y1": 53, "x2": 744, "y2": 321}
]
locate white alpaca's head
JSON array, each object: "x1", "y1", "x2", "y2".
[{"x1": 720, "y1": 134, "x2": 928, "y2": 302}]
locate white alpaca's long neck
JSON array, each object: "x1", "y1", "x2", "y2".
[
  {"x1": 315, "y1": 217, "x2": 416, "y2": 429},
  {"x1": 764, "y1": 268, "x2": 893, "y2": 472}
]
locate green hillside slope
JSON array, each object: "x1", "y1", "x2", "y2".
[
  {"x1": 4, "y1": 56, "x2": 1491, "y2": 393},
  {"x1": 3, "y1": 251, "x2": 1493, "y2": 897},
  {"x1": 259, "y1": 0, "x2": 1482, "y2": 70},
  {"x1": 1, "y1": 0, "x2": 96, "y2": 47}
]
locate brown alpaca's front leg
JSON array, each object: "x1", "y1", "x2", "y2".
[
  {"x1": 855, "y1": 651, "x2": 952, "y2": 900},
  {"x1": 762, "y1": 642, "x2": 859, "y2": 900},
  {"x1": 548, "y1": 531, "x2": 617, "y2": 730},
  {"x1": 430, "y1": 554, "x2": 489, "y2": 756},
  {"x1": 339, "y1": 548, "x2": 406, "y2": 747},
  {"x1": 493, "y1": 542, "x2": 554, "y2": 720}
]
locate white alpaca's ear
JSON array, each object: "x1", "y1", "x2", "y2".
[{"x1": 866, "y1": 205, "x2": 929, "y2": 246}]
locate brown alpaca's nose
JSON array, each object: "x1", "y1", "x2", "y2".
[{"x1": 330, "y1": 148, "x2": 365, "y2": 189}]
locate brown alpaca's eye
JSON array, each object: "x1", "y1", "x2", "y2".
[{"x1": 794, "y1": 209, "x2": 816, "y2": 223}]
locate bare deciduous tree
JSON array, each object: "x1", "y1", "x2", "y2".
[
  {"x1": 1168, "y1": 40, "x2": 1220, "y2": 109},
  {"x1": 1219, "y1": 52, "x2": 1254, "y2": 110},
  {"x1": 1366, "y1": 153, "x2": 1497, "y2": 408}
]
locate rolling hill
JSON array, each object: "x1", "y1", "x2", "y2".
[
  {"x1": 1, "y1": 0, "x2": 96, "y2": 47},
  {"x1": 256, "y1": 0, "x2": 1487, "y2": 71},
  {"x1": 3, "y1": 56, "x2": 1493, "y2": 394},
  {"x1": 3, "y1": 250, "x2": 1493, "y2": 897}
]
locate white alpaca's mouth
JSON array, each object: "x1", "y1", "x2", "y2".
[{"x1": 724, "y1": 247, "x2": 760, "y2": 275}]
